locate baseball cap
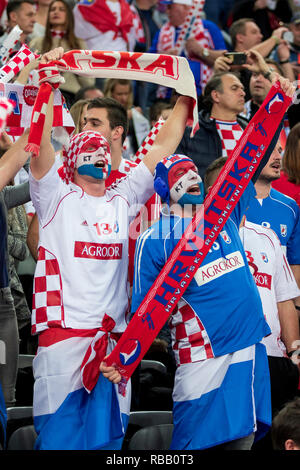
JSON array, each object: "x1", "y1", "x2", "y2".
[{"x1": 290, "y1": 12, "x2": 300, "y2": 24}]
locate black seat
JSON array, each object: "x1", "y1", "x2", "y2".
[
  {"x1": 6, "y1": 406, "x2": 34, "y2": 444},
  {"x1": 128, "y1": 423, "x2": 174, "y2": 450},
  {"x1": 7, "y1": 425, "x2": 37, "y2": 450},
  {"x1": 122, "y1": 410, "x2": 173, "y2": 450}
]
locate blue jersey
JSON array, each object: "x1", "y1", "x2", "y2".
[
  {"x1": 246, "y1": 188, "x2": 300, "y2": 265},
  {"x1": 132, "y1": 183, "x2": 270, "y2": 360}
]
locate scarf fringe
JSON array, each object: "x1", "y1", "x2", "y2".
[{"x1": 24, "y1": 142, "x2": 40, "y2": 157}]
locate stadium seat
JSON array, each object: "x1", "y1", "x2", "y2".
[
  {"x1": 6, "y1": 407, "x2": 34, "y2": 447},
  {"x1": 140, "y1": 359, "x2": 167, "y2": 375},
  {"x1": 18, "y1": 355, "x2": 34, "y2": 369},
  {"x1": 128, "y1": 423, "x2": 174, "y2": 450},
  {"x1": 122, "y1": 410, "x2": 173, "y2": 450},
  {"x1": 7, "y1": 425, "x2": 37, "y2": 450}
]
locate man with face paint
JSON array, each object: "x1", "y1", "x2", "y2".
[
  {"x1": 27, "y1": 47, "x2": 194, "y2": 450},
  {"x1": 131, "y1": 73, "x2": 296, "y2": 451}
]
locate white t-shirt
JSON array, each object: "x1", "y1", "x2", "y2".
[
  {"x1": 29, "y1": 161, "x2": 154, "y2": 335},
  {"x1": 240, "y1": 220, "x2": 300, "y2": 357}
]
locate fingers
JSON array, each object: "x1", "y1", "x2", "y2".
[
  {"x1": 40, "y1": 47, "x2": 64, "y2": 64},
  {"x1": 100, "y1": 361, "x2": 122, "y2": 384}
]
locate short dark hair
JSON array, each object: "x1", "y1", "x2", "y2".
[
  {"x1": 6, "y1": 0, "x2": 35, "y2": 19},
  {"x1": 87, "y1": 97, "x2": 129, "y2": 144},
  {"x1": 204, "y1": 156, "x2": 227, "y2": 192},
  {"x1": 202, "y1": 71, "x2": 240, "y2": 110},
  {"x1": 271, "y1": 398, "x2": 300, "y2": 450},
  {"x1": 229, "y1": 18, "x2": 254, "y2": 50}
]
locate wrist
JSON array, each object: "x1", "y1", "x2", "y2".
[
  {"x1": 287, "y1": 348, "x2": 300, "y2": 358},
  {"x1": 272, "y1": 35, "x2": 280, "y2": 45},
  {"x1": 279, "y1": 59, "x2": 290, "y2": 64}
]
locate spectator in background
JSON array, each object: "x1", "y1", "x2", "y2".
[
  {"x1": 149, "y1": 0, "x2": 227, "y2": 99},
  {"x1": 73, "y1": 86, "x2": 104, "y2": 103},
  {"x1": 29, "y1": 0, "x2": 52, "y2": 40},
  {"x1": 228, "y1": 0, "x2": 292, "y2": 40},
  {"x1": 69, "y1": 99, "x2": 90, "y2": 135},
  {"x1": 73, "y1": 0, "x2": 138, "y2": 52},
  {"x1": 271, "y1": 397, "x2": 300, "y2": 450},
  {"x1": 0, "y1": 0, "x2": 36, "y2": 63},
  {"x1": 272, "y1": 122, "x2": 300, "y2": 208},
  {"x1": 103, "y1": 78, "x2": 150, "y2": 159},
  {"x1": 29, "y1": 0, "x2": 95, "y2": 108}
]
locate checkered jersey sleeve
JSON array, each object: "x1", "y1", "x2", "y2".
[{"x1": 29, "y1": 163, "x2": 65, "y2": 225}]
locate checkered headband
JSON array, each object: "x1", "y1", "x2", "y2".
[{"x1": 61, "y1": 131, "x2": 111, "y2": 184}]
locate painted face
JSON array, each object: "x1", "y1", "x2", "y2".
[
  {"x1": 62, "y1": 131, "x2": 111, "y2": 184},
  {"x1": 75, "y1": 139, "x2": 111, "y2": 180},
  {"x1": 168, "y1": 160, "x2": 204, "y2": 206}
]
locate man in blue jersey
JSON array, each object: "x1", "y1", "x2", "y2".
[
  {"x1": 129, "y1": 75, "x2": 295, "y2": 450},
  {"x1": 246, "y1": 141, "x2": 300, "y2": 312}
]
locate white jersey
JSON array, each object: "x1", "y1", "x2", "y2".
[
  {"x1": 29, "y1": 162, "x2": 154, "y2": 335},
  {"x1": 239, "y1": 220, "x2": 300, "y2": 357}
]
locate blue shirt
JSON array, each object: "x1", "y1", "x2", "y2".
[
  {"x1": 132, "y1": 183, "x2": 270, "y2": 358},
  {"x1": 246, "y1": 188, "x2": 300, "y2": 265}
]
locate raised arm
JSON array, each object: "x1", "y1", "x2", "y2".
[
  {"x1": 0, "y1": 131, "x2": 30, "y2": 191},
  {"x1": 30, "y1": 47, "x2": 64, "y2": 180},
  {"x1": 142, "y1": 95, "x2": 193, "y2": 174}
]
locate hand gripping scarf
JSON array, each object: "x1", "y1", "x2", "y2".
[
  {"x1": 103, "y1": 82, "x2": 292, "y2": 396},
  {"x1": 24, "y1": 49, "x2": 198, "y2": 157}
]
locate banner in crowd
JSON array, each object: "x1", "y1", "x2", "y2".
[
  {"x1": 0, "y1": 82, "x2": 75, "y2": 137},
  {"x1": 104, "y1": 82, "x2": 292, "y2": 392}
]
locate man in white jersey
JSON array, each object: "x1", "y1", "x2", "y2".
[
  {"x1": 205, "y1": 157, "x2": 300, "y2": 449},
  {"x1": 28, "y1": 47, "x2": 193, "y2": 450},
  {"x1": 246, "y1": 142, "x2": 300, "y2": 314}
]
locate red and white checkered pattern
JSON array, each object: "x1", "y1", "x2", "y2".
[
  {"x1": 0, "y1": 44, "x2": 40, "y2": 83},
  {"x1": 0, "y1": 96, "x2": 14, "y2": 136},
  {"x1": 62, "y1": 130, "x2": 111, "y2": 184},
  {"x1": 175, "y1": 0, "x2": 206, "y2": 55},
  {"x1": 170, "y1": 299, "x2": 214, "y2": 365},
  {"x1": 132, "y1": 118, "x2": 165, "y2": 163},
  {"x1": 32, "y1": 246, "x2": 65, "y2": 335},
  {"x1": 215, "y1": 119, "x2": 244, "y2": 158},
  {"x1": 0, "y1": 25, "x2": 22, "y2": 65}
]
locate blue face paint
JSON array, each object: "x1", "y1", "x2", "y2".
[
  {"x1": 177, "y1": 181, "x2": 205, "y2": 207},
  {"x1": 77, "y1": 163, "x2": 111, "y2": 180}
]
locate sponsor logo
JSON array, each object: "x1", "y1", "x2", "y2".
[
  {"x1": 119, "y1": 339, "x2": 141, "y2": 366},
  {"x1": 220, "y1": 230, "x2": 231, "y2": 244},
  {"x1": 254, "y1": 272, "x2": 272, "y2": 290},
  {"x1": 23, "y1": 85, "x2": 38, "y2": 106},
  {"x1": 194, "y1": 251, "x2": 245, "y2": 286},
  {"x1": 261, "y1": 252, "x2": 268, "y2": 263},
  {"x1": 74, "y1": 241, "x2": 122, "y2": 259},
  {"x1": 280, "y1": 224, "x2": 287, "y2": 237},
  {"x1": 265, "y1": 92, "x2": 284, "y2": 114}
]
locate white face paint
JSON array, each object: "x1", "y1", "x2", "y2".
[
  {"x1": 169, "y1": 169, "x2": 202, "y2": 203},
  {"x1": 75, "y1": 147, "x2": 111, "y2": 180}
]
